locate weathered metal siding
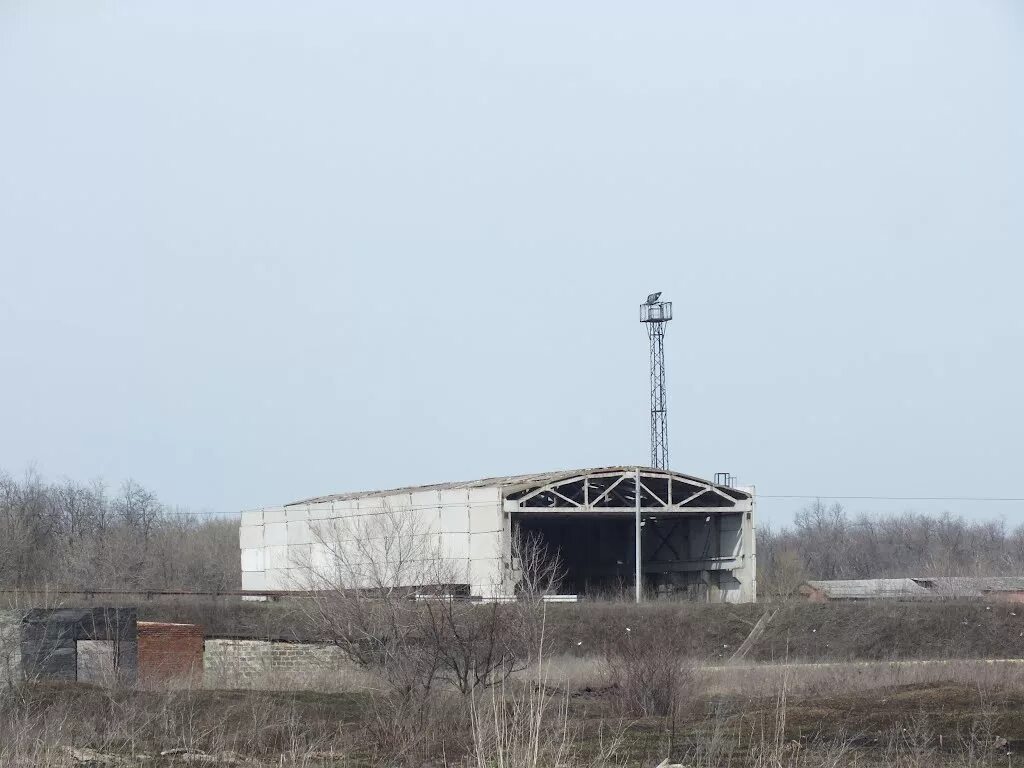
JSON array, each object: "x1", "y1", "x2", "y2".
[{"x1": 20, "y1": 607, "x2": 138, "y2": 685}]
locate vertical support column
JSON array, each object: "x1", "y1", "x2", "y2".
[{"x1": 635, "y1": 467, "x2": 642, "y2": 603}]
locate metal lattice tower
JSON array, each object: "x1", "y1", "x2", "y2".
[{"x1": 640, "y1": 293, "x2": 672, "y2": 468}]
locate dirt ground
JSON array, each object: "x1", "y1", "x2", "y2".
[{"x1": 570, "y1": 681, "x2": 1024, "y2": 766}]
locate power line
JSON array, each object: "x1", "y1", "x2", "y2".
[
  {"x1": 154, "y1": 493, "x2": 1024, "y2": 519},
  {"x1": 759, "y1": 494, "x2": 1024, "y2": 503},
  {"x1": 163, "y1": 493, "x2": 1024, "y2": 518}
]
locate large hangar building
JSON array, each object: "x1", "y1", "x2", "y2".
[{"x1": 240, "y1": 466, "x2": 756, "y2": 602}]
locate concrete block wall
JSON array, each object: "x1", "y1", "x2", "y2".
[
  {"x1": 203, "y1": 639, "x2": 347, "y2": 688},
  {"x1": 137, "y1": 622, "x2": 204, "y2": 685}
]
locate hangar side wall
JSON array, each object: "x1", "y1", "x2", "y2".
[{"x1": 240, "y1": 487, "x2": 507, "y2": 597}]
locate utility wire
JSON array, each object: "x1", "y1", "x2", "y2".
[
  {"x1": 759, "y1": 495, "x2": 1024, "y2": 503},
  {"x1": 146, "y1": 494, "x2": 1024, "y2": 518}
]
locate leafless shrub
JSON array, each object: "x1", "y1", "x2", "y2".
[
  {"x1": 601, "y1": 618, "x2": 700, "y2": 762},
  {"x1": 296, "y1": 505, "x2": 560, "y2": 695},
  {"x1": 292, "y1": 504, "x2": 565, "y2": 763},
  {"x1": 469, "y1": 678, "x2": 625, "y2": 768},
  {"x1": 602, "y1": 621, "x2": 699, "y2": 720},
  {"x1": 510, "y1": 525, "x2": 564, "y2": 599}
]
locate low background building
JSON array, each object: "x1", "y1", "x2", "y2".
[
  {"x1": 799, "y1": 579, "x2": 931, "y2": 602},
  {"x1": 799, "y1": 576, "x2": 1024, "y2": 602}
]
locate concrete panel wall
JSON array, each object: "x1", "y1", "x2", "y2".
[
  {"x1": 76, "y1": 640, "x2": 115, "y2": 685},
  {"x1": 240, "y1": 486, "x2": 508, "y2": 597}
]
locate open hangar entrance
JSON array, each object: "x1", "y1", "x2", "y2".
[{"x1": 505, "y1": 468, "x2": 756, "y2": 602}]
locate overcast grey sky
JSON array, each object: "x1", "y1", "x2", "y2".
[{"x1": 1, "y1": 2, "x2": 1022, "y2": 526}]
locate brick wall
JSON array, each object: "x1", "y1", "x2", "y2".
[{"x1": 137, "y1": 622, "x2": 204, "y2": 685}]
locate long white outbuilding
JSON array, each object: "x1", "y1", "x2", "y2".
[{"x1": 240, "y1": 466, "x2": 756, "y2": 602}]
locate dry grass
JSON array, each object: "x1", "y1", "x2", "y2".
[
  {"x1": 705, "y1": 658, "x2": 1024, "y2": 698},
  {"x1": 521, "y1": 655, "x2": 1024, "y2": 700},
  {"x1": 1, "y1": 660, "x2": 1024, "y2": 766},
  {"x1": 6, "y1": 597, "x2": 1024, "y2": 765}
]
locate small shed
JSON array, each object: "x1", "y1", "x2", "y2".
[{"x1": 912, "y1": 577, "x2": 1024, "y2": 602}]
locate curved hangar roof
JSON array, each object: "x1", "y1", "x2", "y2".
[{"x1": 288, "y1": 466, "x2": 752, "y2": 513}]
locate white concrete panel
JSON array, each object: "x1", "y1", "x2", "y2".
[
  {"x1": 287, "y1": 565, "x2": 315, "y2": 590},
  {"x1": 287, "y1": 520, "x2": 311, "y2": 546},
  {"x1": 468, "y1": 504, "x2": 501, "y2": 535},
  {"x1": 305, "y1": 502, "x2": 333, "y2": 520},
  {"x1": 332, "y1": 499, "x2": 358, "y2": 518},
  {"x1": 265, "y1": 522, "x2": 287, "y2": 546},
  {"x1": 440, "y1": 488, "x2": 468, "y2": 507},
  {"x1": 410, "y1": 490, "x2": 439, "y2": 509},
  {"x1": 469, "y1": 487, "x2": 501, "y2": 504},
  {"x1": 411, "y1": 491, "x2": 440, "y2": 531},
  {"x1": 240, "y1": 548, "x2": 264, "y2": 572},
  {"x1": 439, "y1": 504, "x2": 468, "y2": 534},
  {"x1": 240, "y1": 510, "x2": 263, "y2": 526},
  {"x1": 241, "y1": 570, "x2": 267, "y2": 590},
  {"x1": 264, "y1": 509, "x2": 288, "y2": 524},
  {"x1": 388, "y1": 492, "x2": 414, "y2": 512},
  {"x1": 265, "y1": 545, "x2": 289, "y2": 570},
  {"x1": 441, "y1": 530, "x2": 470, "y2": 559},
  {"x1": 77, "y1": 640, "x2": 115, "y2": 685},
  {"x1": 468, "y1": 557, "x2": 503, "y2": 597},
  {"x1": 308, "y1": 545, "x2": 335, "y2": 575},
  {"x1": 239, "y1": 525, "x2": 264, "y2": 549},
  {"x1": 469, "y1": 531, "x2": 501, "y2": 560},
  {"x1": 355, "y1": 496, "x2": 387, "y2": 517},
  {"x1": 265, "y1": 568, "x2": 290, "y2": 590},
  {"x1": 286, "y1": 544, "x2": 313, "y2": 574},
  {"x1": 307, "y1": 518, "x2": 343, "y2": 548}
]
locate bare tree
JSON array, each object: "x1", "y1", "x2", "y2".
[
  {"x1": 297, "y1": 505, "x2": 555, "y2": 695},
  {"x1": 759, "y1": 501, "x2": 1024, "y2": 585},
  {"x1": 297, "y1": 504, "x2": 455, "y2": 691},
  {"x1": 0, "y1": 470, "x2": 240, "y2": 592},
  {"x1": 509, "y1": 525, "x2": 564, "y2": 599}
]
